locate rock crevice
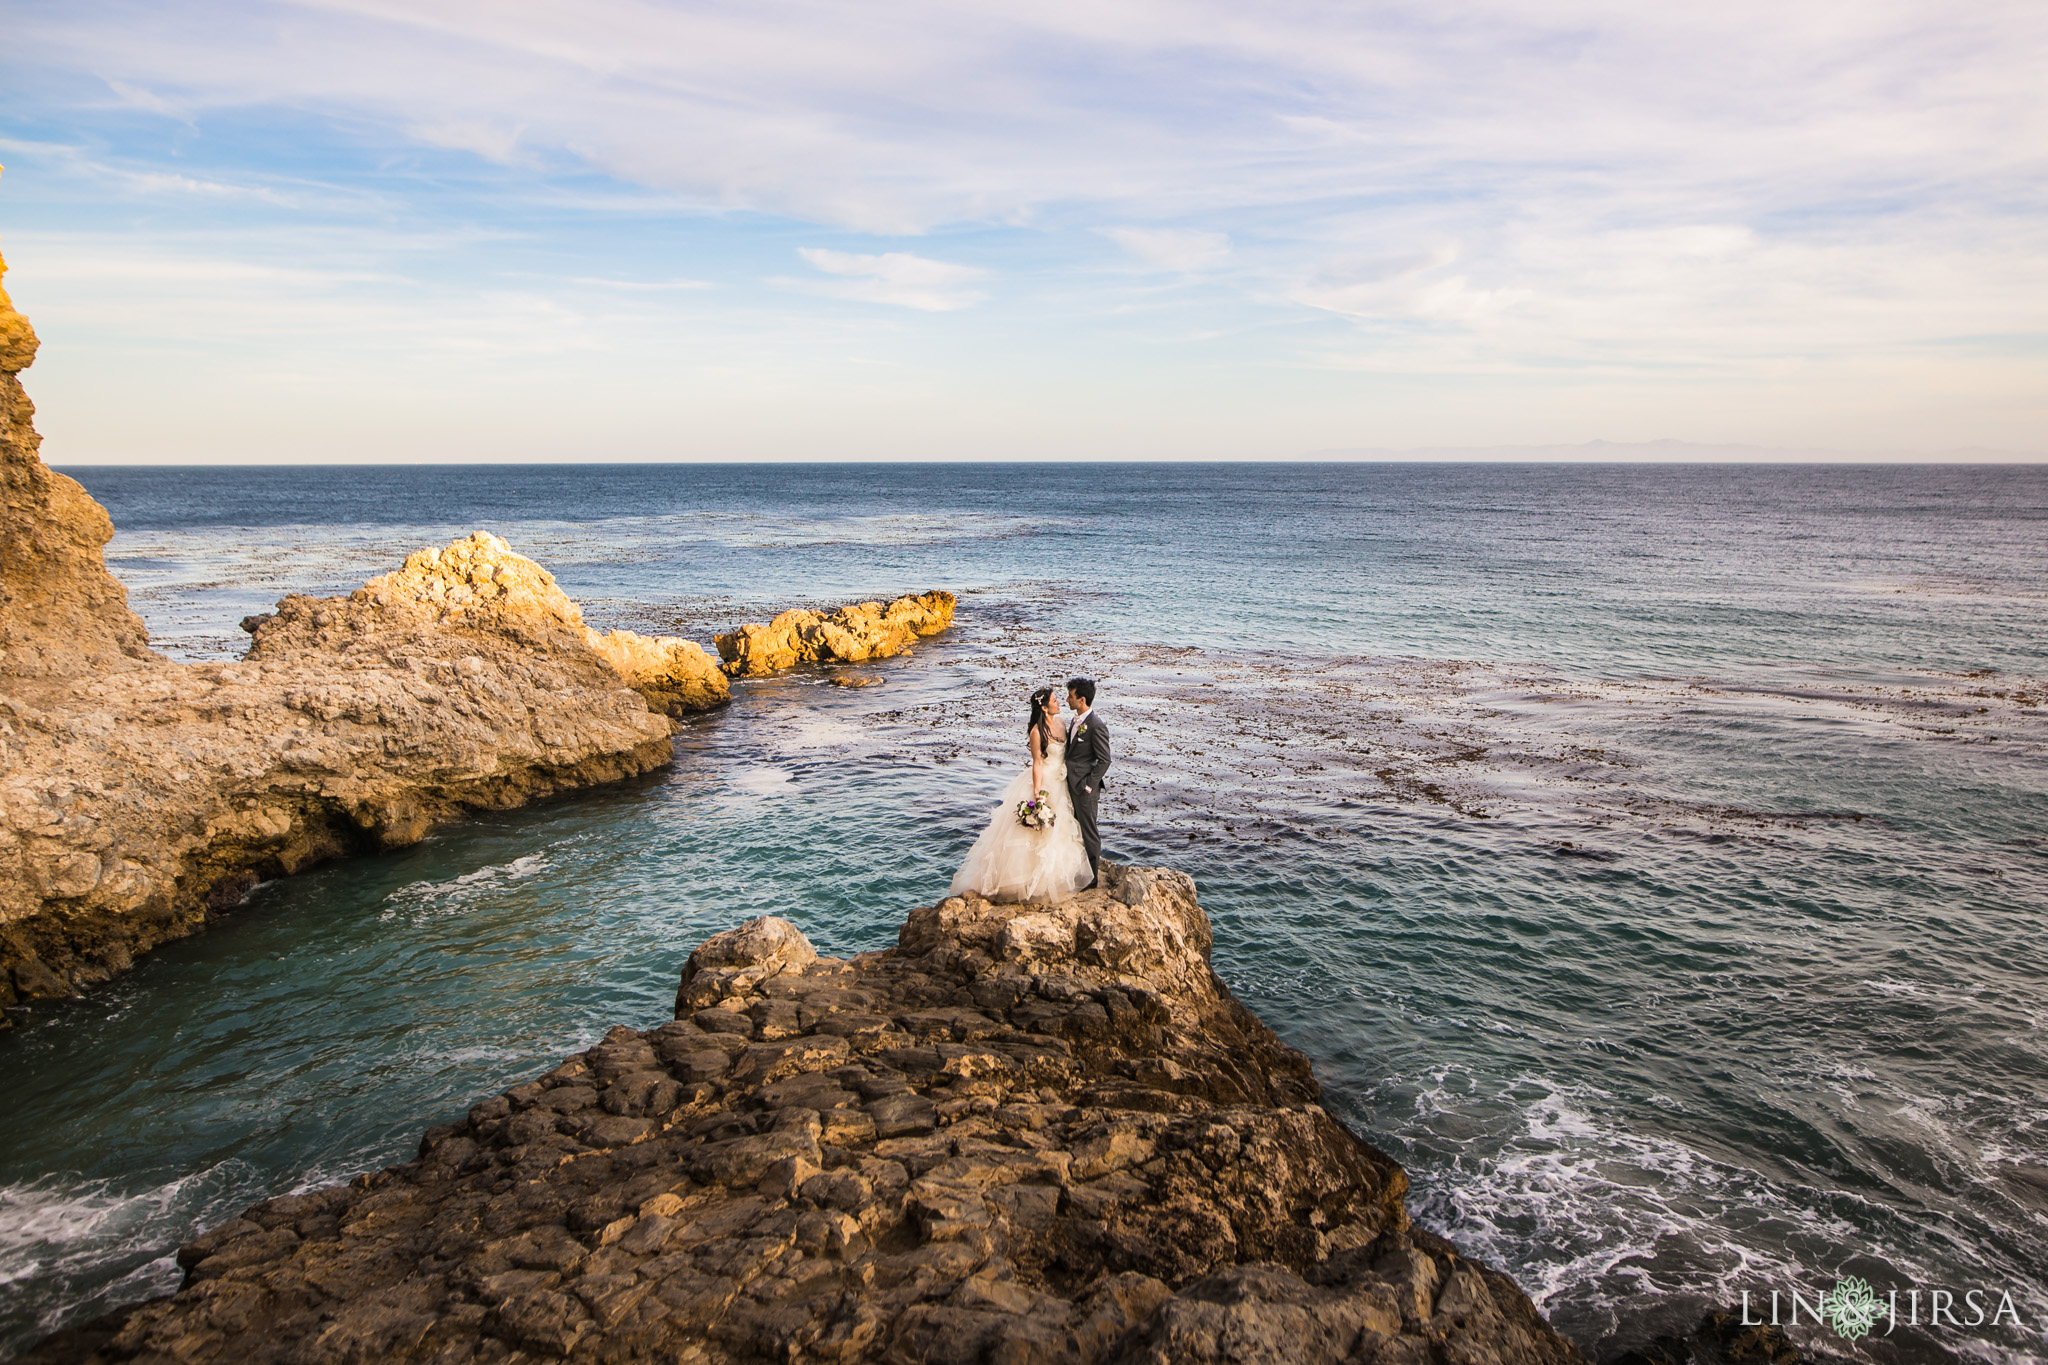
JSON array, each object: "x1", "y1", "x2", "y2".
[{"x1": 19, "y1": 866, "x2": 1586, "y2": 1365}]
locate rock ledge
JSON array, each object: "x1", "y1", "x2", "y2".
[
  {"x1": 0, "y1": 249, "x2": 752, "y2": 1009},
  {"x1": 18, "y1": 866, "x2": 1586, "y2": 1365}
]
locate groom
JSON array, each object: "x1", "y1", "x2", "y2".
[{"x1": 1064, "y1": 677, "x2": 1111, "y2": 889}]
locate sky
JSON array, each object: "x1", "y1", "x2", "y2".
[{"x1": 1, "y1": 0, "x2": 2045, "y2": 463}]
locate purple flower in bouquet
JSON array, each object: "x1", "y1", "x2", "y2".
[{"x1": 1016, "y1": 790, "x2": 1057, "y2": 830}]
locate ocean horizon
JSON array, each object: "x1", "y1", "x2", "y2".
[
  {"x1": 3, "y1": 460, "x2": 2044, "y2": 1362},
  {"x1": 47, "y1": 446, "x2": 2048, "y2": 467}
]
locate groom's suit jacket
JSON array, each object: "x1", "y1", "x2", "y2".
[{"x1": 1065, "y1": 712, "x2": 1112, "y2": 797}]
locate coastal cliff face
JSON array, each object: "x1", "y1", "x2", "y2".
[
  {"x1": 20, "y1": 867, "x2": 1585, "y2": 1365},
  {"x1": 716, "y1": 593, "x2": 956, "y2": 678},
  {"x1": 0, "y1": 250, "x2": 963, "y2": 1012},
  {"x1": 0, "y1": 245, "x2": 755, "y2": 1009},
  {"x1": 0, "y1": 530, "x2": 685, "y2": 1010},
  {"x1": 0, "y1": 251, "x2": 160, "y2": 680}
]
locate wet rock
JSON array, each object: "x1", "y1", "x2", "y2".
[
  {"x1": 9, "y1": 952, "x2": 73, "y2": 1001},
  {"x1": 24, "y1": 866, "x2": 1586, "y2": 1365},
  {"x1": 1608, "y1": 1308, "x2": 1829, "y2": 1365}
]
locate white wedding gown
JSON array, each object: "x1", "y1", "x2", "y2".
[{"x1": 950, "y1": 732, "x2": 1094, "y2": 904}]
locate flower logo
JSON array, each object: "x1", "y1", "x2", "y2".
[{"x1": 1823, "y1": 1276, "x2": 1881, "y2": 1341}]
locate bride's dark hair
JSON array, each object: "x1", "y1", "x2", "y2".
[{"x1": 1027, "y1": 686, "x2": 1054, "y2": 744}]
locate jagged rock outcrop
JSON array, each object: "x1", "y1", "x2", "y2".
[
  {"x1": 20, "y1": 867, "x2": 1586, "y2": 1365},
  {"x1": 0, "y1": 531, "x2": 685, "y2": 1012},
  {"x1": 0, "y1": 251, "x2": 748, "y2": 1011},
  {"x1": 585, "y1": 630, "x2": 730, "y2": 717},
  {"x1": 247, "y1": 532, "x2": 730, "y2": 717},
  {"x1": 716, "y1": 592, "x2": 956, "y2": 678},
  {"x1": 0, "y1": 249, "x2": 160, "y2": 679}
]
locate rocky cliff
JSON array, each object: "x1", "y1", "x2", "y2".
[
  {"x1": 0, "y1": 529, "x2": 696, "y2": 1012},
  {"x1": 0, "y1": 251, "x2": 741, "y2": 1010},
  {"x1": 18, "y1": 866, "x2": 1585, "y2": 1365},
  {"x1": 0, "y1": 249, "x2": 968, "y2": 1013},
  {"x1": 716, "y1": 593, "x2": 956, "y2": 678},
  {"x1": 0, "y1": 250, "x2": 160, "y2": 680}
]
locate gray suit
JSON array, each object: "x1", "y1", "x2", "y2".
[{"x1": 1064, "y1": 711, "x2": 1111, "y2": 880}]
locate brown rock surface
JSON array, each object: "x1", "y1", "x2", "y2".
[
  {"x1": 0, "y1": 530, "x2": 688, "y2": 1011},
  {"x1": 716, "y1": 592, "x2": 956, "y2": 678},
  {"x1": 584, "y1": 629, "x2": 730, "y2": 717},
  {"x1": 0, "y1": 249, "x2": 160, "y2": 680},
  {"x1": 248, "y1": 532, "x2": 730, "y2": 717},
  {"x1": 0, "y1": 256, "x2": 736, "y2": 1010},
  {"x1": 18, "y1": 866, "x2": 1586, "y2": 1365}
]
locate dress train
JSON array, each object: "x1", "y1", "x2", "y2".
[{"x1": 949, "y1": 746, "x2": 1093, "y2": 904}]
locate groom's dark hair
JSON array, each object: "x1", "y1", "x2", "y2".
[{"x1": 1066, "y1": 677, "x2": 1096, "y2": 705}]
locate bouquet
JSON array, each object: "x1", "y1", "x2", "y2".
[{"x1": 1017, "y1": 790, "x2": 1058, "y2": 830}]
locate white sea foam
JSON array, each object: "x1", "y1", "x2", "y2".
[
  {"x1": 1391, "y1": 1063, "x2": 2048, "y2": 1362},
  {"x1": 1403, "y1": 1073, "x2": 1866, "y2": 1318},
  {"x1": 772, "y1": 716, "x2": 868, "y2": 750},
  {"x1": 731, "y1": 767, "x2": 795, "y2": 796},
  {"x1": 0, "y1": 1164, "x2": 259, "y2": 1350},
  {"x1": 378, "y1": 852, "x2": 554, "y2": 921},
  {"x1": 653, "y1": 510, "x2": 1058, "y2": 550}
]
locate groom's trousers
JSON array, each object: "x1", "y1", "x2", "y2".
[{"x1": 1069, "y1": 783, "x2": 1102, "y2": 881}]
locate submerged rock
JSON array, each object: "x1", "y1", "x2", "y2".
[
  {"x1": 20, "y1": 867, "x2": 1586, "y2": 1365},
  {"x1": 0, "y1": 254, "x2": 734, "y2": 1011},
  {"x1": 716, "y1": 592, "x2": 956, "y2": 677}
]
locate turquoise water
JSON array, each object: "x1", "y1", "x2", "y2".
[{"x1": 3, "y1": 463, "x2": 2045, "y2": 1362}]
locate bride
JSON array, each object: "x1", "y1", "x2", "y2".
[{"x1": 950, "y1": 685, "x2": 1094, "y2": 903}]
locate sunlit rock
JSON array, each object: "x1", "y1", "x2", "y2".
[
  {"x1": 0, "y1": 249, "x2": 160, "y2": 681},
  {"x1": 25, "y1": 865, "x2": 1586, "y2": 1365},
  {"x1": 715, "y1": 591, "x2": 956, "y2": 677},
  {"x1": 0, "y1": 250, "x2": 734, "y2": 1011}
]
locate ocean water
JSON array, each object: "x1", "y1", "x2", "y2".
[{"x1": 3, "y1": 462, "x2": 2045, "y2": 1363}]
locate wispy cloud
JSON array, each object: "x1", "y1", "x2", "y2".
[
  {"x1": 791, "y1": 248, "x2": 987, "y2": 311},
  {"x1": 1289, "y1": 245, "x2": 1532, "y2": 324},
  {"x1": 16, "y1": 1, "x2": 2045, "y2": 234},
  {"x1": 1102, "y1": 227, "x2": 1231, "y2": 272},
  {"x1": 103, "y1": 79, "x2": 185, "y2": 120},
  {"x1": 2, "y1": 0, "x2": 2045, "y2": 456}
]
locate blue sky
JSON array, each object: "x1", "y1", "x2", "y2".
[{"x1": 2, "y1": 0, "x2": 2045, "y2": 462}]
